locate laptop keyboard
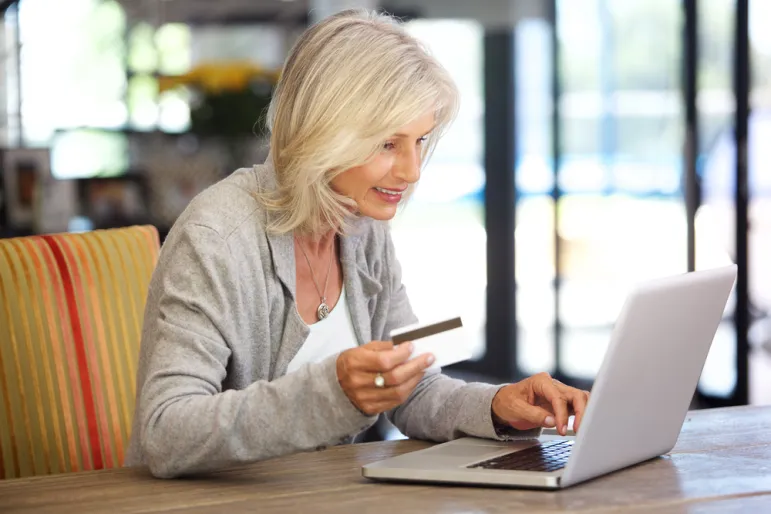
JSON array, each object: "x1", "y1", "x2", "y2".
[{"x1": 467, "y1": 440, "x2": 574, "y2": 472}]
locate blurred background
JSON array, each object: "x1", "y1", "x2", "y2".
[{"x1": 0, "y1": 0, "x2": 768, "y2": 424}]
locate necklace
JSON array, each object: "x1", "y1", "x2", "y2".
[{"x1": 296, "y1": 237, "x2": 334, "y2": 321}]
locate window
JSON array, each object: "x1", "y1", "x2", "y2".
[
  {"x1": 127, "y1": 21, "x2": 192, "y2": 132},
  {"x1": 390, "y1": 20, "x2": 487, "y2": 358},
  {"x1": 517, "y1": 0, "x2": 687, "y2": 380},
  {"x1": 18, "y1": 0, "x2": 127, "y2": 144}
]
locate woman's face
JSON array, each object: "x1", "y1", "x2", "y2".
[{"x1": 331, "y1": 112, "x2": 435, "y2": 221}]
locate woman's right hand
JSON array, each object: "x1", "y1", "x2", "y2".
[{"x1": 336, "y1": 341, "x2": 435, "y2": 416}]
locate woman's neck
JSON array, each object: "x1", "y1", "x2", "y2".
[{"x1": 295, "y1": 229, "x2": 337, "y2": 257}]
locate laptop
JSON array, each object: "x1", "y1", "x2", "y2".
[{"x1": 362, "y1": 264, "x2": 738, "y2": 489}]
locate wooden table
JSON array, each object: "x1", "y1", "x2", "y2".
[{"x1": 2, "y1": 405, "x2": 771, "y2": 513}]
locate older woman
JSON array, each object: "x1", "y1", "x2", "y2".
[{"x1": 125, "y1": 9, "x2": 590, "y2": 479}]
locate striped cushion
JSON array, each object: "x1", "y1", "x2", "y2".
[{"x1": 0, "y1": 225, "x2": 159, "y2": 479}]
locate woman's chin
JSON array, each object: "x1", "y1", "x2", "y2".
[{"x1": 359, "y1": 205, "x2": 398, "y2": 221}]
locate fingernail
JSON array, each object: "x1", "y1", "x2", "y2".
[
  {"x1": 544, "y1": 416, "x2": 556, "y2": 427},
  {"x1": 426, "y1": 354, "x2": 435, "y2": 365},
  {"x1": 406, "y1": 342, "x2": 414, "y2": 352}
]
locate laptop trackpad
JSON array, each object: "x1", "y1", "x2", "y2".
[
  {"x1": 385, "y1": 439, "x2": 541, "y2": 469},
  {"x1": 423, "y1": 439, "x2": 537, "y2": 456}
]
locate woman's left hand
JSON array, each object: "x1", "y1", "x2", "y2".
[{"x1": 491, "y1": 372, "x2": 591, "y2": 436}]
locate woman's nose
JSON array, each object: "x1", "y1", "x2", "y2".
[{"x1": 394, "y1": 148, "x2": 421, "y2": 183}]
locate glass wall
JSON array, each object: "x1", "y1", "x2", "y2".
[
  {"x1": 748, "y1": 0, "x2": 771, "y2": 404},
  {"x1": 558, "y1": 0, "x2": 685, "y2": 380},
  {"x1": 390, "y1": 20, "x2": 487, "y2": 358},
  {"x1": 514, "y1": 17, "x2": 556, "y2": 374},
  {"x1": 695, "y1": 0, "x2": 771, "y2": 402},
  {"x1": 513, "y1": 0, "x2": 765, "y2": 402},
  {"x1": 515, "y1": 0, "x2": 687, "y2": 380},
  {"x1": 695, "y1": 0, "x2": 737, "y2": 398},
  {"x1": 18, "y1": 0, "x2": 127, "y2": 145}
]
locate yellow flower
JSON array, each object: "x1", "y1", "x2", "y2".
[{"x1": 158, "y1": 60, "x2": 280, "y2": 94}]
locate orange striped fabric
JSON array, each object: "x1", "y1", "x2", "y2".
[{"x1": 0, "y1": 225, "x2": 160, "y2": 479}]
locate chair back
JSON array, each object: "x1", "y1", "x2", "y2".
[{"x1": 0, "y1": 225, "x2": 160, "y2": 478}]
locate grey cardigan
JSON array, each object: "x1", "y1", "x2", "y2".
[{"x1": 125, "y1": 159, "x2": 536, "y2": 478}]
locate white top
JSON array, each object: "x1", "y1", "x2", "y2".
[{"x1": 286, "y1": 284, "x2": 359, "y2": 374}]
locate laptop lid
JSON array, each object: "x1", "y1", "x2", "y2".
[{"x1": 560, "y1": 265, "x2": 737, "y2": 487}]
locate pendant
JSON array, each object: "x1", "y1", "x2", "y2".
[{"x1": 317, "y1": 302, "x2": 330, "y2": 321}]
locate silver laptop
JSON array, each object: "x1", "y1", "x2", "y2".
[{"x1": 362, "y1": 265, "x2": 737, "y2": 489}]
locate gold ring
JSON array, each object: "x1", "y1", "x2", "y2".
[{"x1": 374, "y1": 373, "x2": 385, "y2": 388}]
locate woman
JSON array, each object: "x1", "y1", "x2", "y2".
[{"x1": 125, "y1": 9, "x2": 590, "y2": 479}]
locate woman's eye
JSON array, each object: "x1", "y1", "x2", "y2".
[
  {"x1": 417, "y1": 136, "x2": 427, "y2": 145},
  {"x1": 383, "y1": 141, "x2": 396, "y2": 150}
]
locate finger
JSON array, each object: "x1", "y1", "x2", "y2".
[
  {"x1": 569, "y1": 389, "x2": 588, "y2": 433},
  {"x1": 340, "y1": 342, "x2": 393, "y2": 377},
  {"x1": 551, "y1": 398, "x2": 570, "y2": 436},
  {"x1": 505, "y1": 398, "x2": 557, "y2": 428},
  {"x1": 348, "y1": 385, "x2": 400, "y2": 416},
  {"x1": 551, "y1": 383, "x2": 590, "y2": 432},
  {"x1": 388, "y1": 370, "x2": 424, "y2": 403},
  {"x1": 367, "y1": 343, "x2": 414, "y2": 372},
  {"x1": 537, "y1": 378, "x2": 570, "y2": 435},
  {"x1": 362, "y1": 340, "x2": 395, "y2": 351},
  {"x1": 347, "y1": 342, "x2": 412, "y2": 372},
  {"x1": 357, "y1": 372, "x2": 424, "y2": 413},
  {"x1": 382, "y1": 352, "x2": 434, "y2": 387},
  {"x1": 574, "y1": 390, "x2": 591, "y2": 433}
]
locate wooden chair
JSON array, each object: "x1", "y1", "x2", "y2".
[{"x1": 0, "y1": 225, "x2": 160, "y2": 479}]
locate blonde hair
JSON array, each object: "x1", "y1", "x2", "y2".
[{"x1": 257, "y1": 8, "x2": 459, "y2": 236}]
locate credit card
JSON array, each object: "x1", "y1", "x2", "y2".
[{"x1": 390, "y1": 317, "x2": 472, "y2": 370}]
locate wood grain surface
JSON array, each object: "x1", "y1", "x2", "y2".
[{"x1": 1, "y1": 405, "x2": 770, "y2": 513}]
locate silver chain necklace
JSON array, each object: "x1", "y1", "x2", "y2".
[{"x1": 296, "y1": 237, "x2": 334, "y2": 321}]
